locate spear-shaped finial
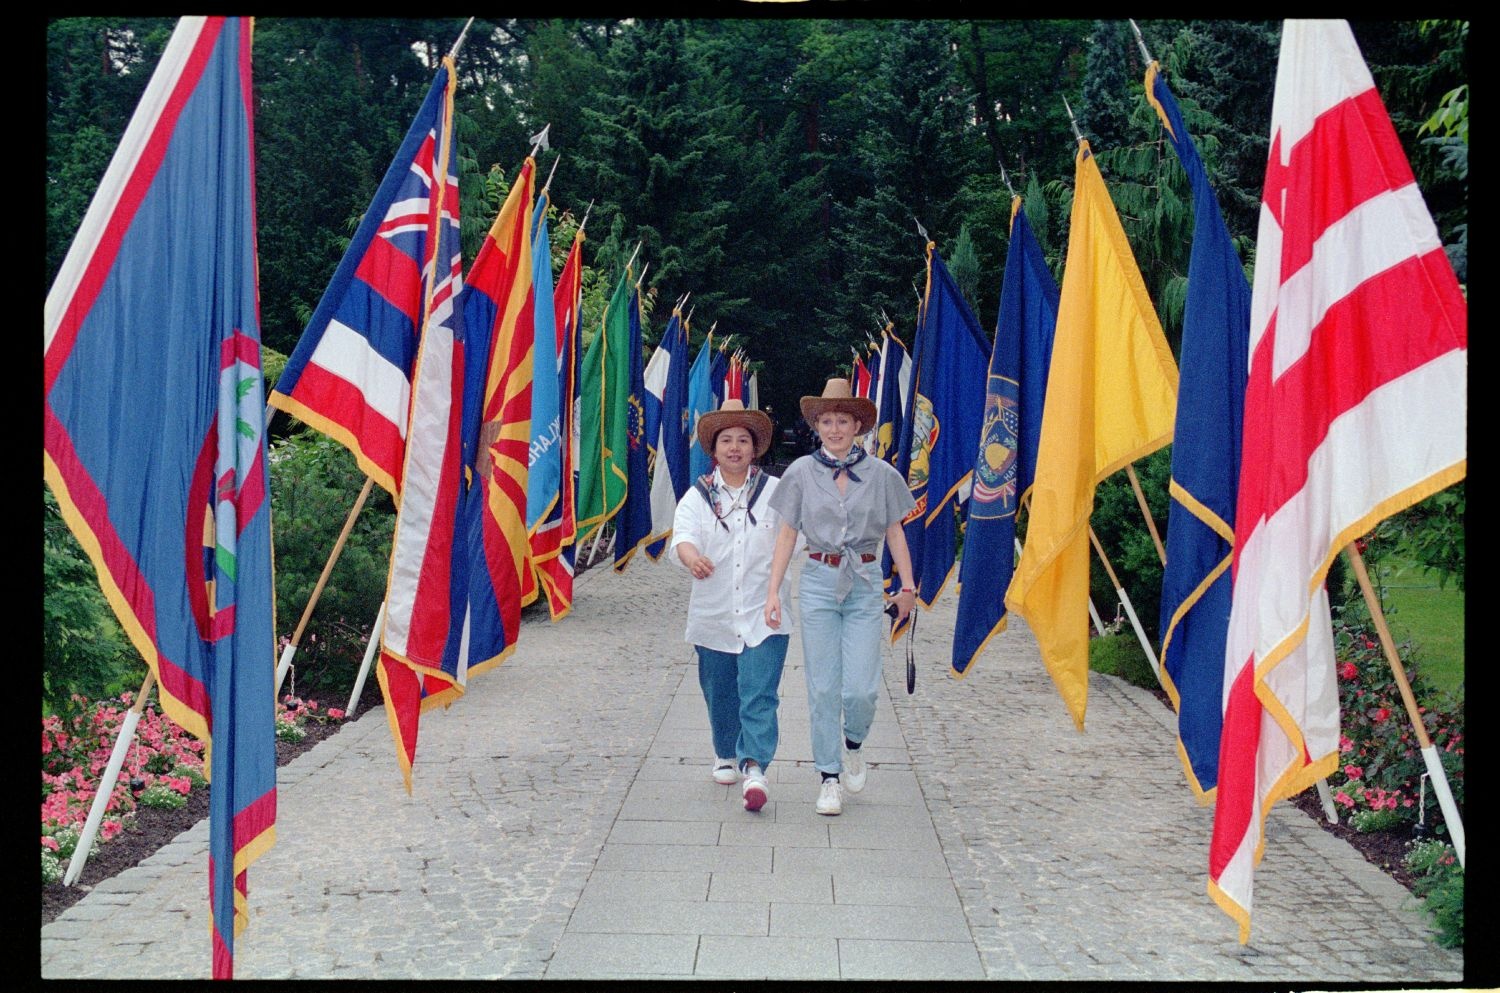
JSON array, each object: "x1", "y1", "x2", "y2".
[
  {"x1": 447, "y1": 17, "x2": 476, "y2": 61},
  {"x1": 624, "y1": 240, "x2": 642, "y2": 275},
  {"x1": 578, "y1": 198, "x2": 594, "y2": 235},
  {"x1": 912, "y1": 216, "x2": 930, "y2": 242},
  {"x1": 541, "y1": 153, "x2": 560, "y2": 194},
  {"x1": 685, "y1": 305, "x2": 696, "y2": 325},
  {"x1": 1129, "y1": 19, "x2": 1154, "y2": 65},
  {"x1": 635, "y1": 260, "x2": 650, "y2": 289},
  {"x1": 997, "y1": 153, "x2": 1017, "y2": 199},
  {"x1": 880, "y1": 308, "x2": 892, "y2": 327},
  {"x1": 529, "y1": 123, "x2": 552, "y2": 157},
  {"x1": 1062, "y1": 94, "x2": 1085, "y2": 146}
]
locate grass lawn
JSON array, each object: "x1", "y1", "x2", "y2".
[{"x1": 1367, "y1": 554, "x2": 1464, "y2": 703}]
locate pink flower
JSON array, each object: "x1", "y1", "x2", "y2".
[
  {"x1": 1334, "y1": 791, "x2": 1354, "y2": 808},
  {"x1": 1338, "y1": 661, "x2": 1358, "y2": 681},
  {"x1": 1343, "y1": 765, "x2": 1364, "y2": 781},
  {"x1": 1338, "y1": 735, "x2": 1353, "y2": 754},
  {"x1": 99, "y1": 820, "x2": 122, "y2": 842},
  {"x1": 306, "y1": 701, "x2": 318, "y2": 712},
  {"x1": 327, "y1": 708, "x2": 345, "y2": 720},
  {"x1": 1373, "y1": 707, "x2": 1390, "y2": 722},
  {"x1": 41, "y1": 836, "x2": 59, "y2": 852}
]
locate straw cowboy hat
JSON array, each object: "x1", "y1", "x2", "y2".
[
  {"x1": 800, "y1": 377, "x2": 877, "y2": 434},
  {"x1": 697, "y1": 398, "x2": 774, "y2": 458}
]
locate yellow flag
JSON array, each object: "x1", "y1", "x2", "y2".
[{"x1": 1004, "y1": 141, "x2": 1179, "y2": 729}]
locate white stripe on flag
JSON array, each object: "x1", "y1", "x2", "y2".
[{"x1": 307, "y1": 319, "x2": 413, "y2": 434}]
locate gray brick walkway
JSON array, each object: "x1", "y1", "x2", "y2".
[{"x1": 40, "y1": 555, "x2": 1464, "y2": 981}]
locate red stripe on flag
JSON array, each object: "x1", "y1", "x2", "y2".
[
  {"x1": 47, "y1": 19, "x2": 226, "y2": 394},
  {"x1": 1209, "y1": 659, "x2": 1262, "y2": 878},
  {"x1": 220, "y1": 328, "x2": 261, "y2": 370},
  {"x1": 403, "y1": 395, "x2": 465, "y2": 665},
  {"x1": 290, "y1": 363, "x2": 406, "y2": 484},
  {"x1": 354, "y1": 231, "x2": 425, "y2": 327},
  {"x1": 233, "y1": 788, "x2": 277, "y2": 853},
  {"x1": 1232, "y1": 249, "x2": 1463, "y2": 534},
  {"x1": 45, "y1": 406, "x2": 211, "y2": 720},
  {"x1": 1279, "y1": 89, "x2": 1418, "y2": 277}
]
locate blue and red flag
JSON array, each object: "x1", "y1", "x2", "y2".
[
  {"x1": 268, "y1": 58, "x2": 459, "y2": 498},
  {"x1": 1146, "y1": 61, "x2": 1251, "y2": 803},
  {"x1": 44, "y1": 17, "x2": 275, "y2": 979},
  {"x1": 952, "y1": 200, "x2": 1060, "y2": 677},
  {"x1": 686, "y1": 331, "x2": 715, "y2": 481},
  {"x1": 534, "y1": 227, "x2": 584, "y2": 619},
  {"x1": 645, "y1": 305, "x2": 690, "y2": 560}
]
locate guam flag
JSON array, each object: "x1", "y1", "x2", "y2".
[
  {"x1": 44, "y1": 17, "x2": 275, "y2": 978},
  {"x1": 952, "y1": 200, "x2": 1059, "y2": 677},
  {"x1": 268, "y1": 58, "x2": 459, "y2": 498},
  {"x1": 1146, "y1": 61, "x2": 1252, "y2": 802}
]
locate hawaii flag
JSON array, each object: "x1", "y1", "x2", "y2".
[
  {"x1": 44, "y1": 18, "x2": 275, "y2": 978},
  {"x1": 1208, "y1": 20, "x2": 1467, "y2": 943}
]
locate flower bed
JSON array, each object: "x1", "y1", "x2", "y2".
[{"x1": 42, "y1": 691, "x2": 344, "y2": 885}]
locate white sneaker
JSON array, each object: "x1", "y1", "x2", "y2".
[
  {"x1": 742, "y1": 767, "x2": 768, "y2": 812},
  {"x1": 842, "y1": 746, "x2": 866, "y2": 793},
  {"x1": 815, "y1": 779, "x2": 843, "y2": 816},
  {"x1": 712, "y1": 758, "x2": 738, "y2": 785}
]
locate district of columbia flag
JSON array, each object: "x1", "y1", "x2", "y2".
[
  {"x1": 1003, "y1": 139, "x2": 1179, "y2": 730},
  {"x1": 952, "y1": 199, "x2": 1060, "y2": 677},
  {"x1": 534, "y1": 227, "x2": 585, "y2": 620},
  {"x1": 1207, "y1": 19, "x2": 1466, "y2": 944},
  {"x1": 268, "y1": 58, "x2": 459, "y2": 499},
  {"x1": 44, "y1": 17, "x2": 275, "y2": 978},
  {"x1": 1146, "y1": 60, "x2": 1253, "y2": 804}
]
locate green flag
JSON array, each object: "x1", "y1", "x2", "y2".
[{"x1": 575, "y1": 266, "x2": 634, "y2": 539}]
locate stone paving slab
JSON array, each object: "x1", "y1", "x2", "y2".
[{"x1": 39, "y1": 552, "x2": 1469, "y2": 982}]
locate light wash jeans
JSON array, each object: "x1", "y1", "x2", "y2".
[
  {"x1": 797, "y1": 558, "x2": 884, "y2": 775},
  {"x1": 696, "y1": 634, "x2": 790, "y2": 772}
]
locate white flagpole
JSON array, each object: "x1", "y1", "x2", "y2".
[
  {"x1": 345, "y1": 600, "x2": 388, "y2": 717},
  {"x1": 64, "y1": 670, "x2": 156, "y2": 885},
  {"x1": 1088, "y1": 526, "x2": 1163, "y2": 683}
]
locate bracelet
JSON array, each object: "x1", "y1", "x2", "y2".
[{"x1": 899, "y1": 587, "x2": 915, "y2": 593}]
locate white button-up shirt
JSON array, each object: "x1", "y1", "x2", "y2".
[{"x1": 669, "y1": 468, "x2": 797, "y2": 652}]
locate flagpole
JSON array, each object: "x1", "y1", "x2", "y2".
[
  {"x1": 635, "y1": 261, "x2": 649, "y2": 290},
  {"x1": 1087, "y1": 525, "x2": 1163, "y2": 683},
  {"x1": 578, "y1": 199, "x2": 594, "y2": 234},
  {"x1": 624, "y1": 240, "x2": 643, "y2": 275},
  {"x1": 541, "y1": 153, "x2": 561, "y2": 194},
  {"x1": 1125, "y1": 463, "x2": 1167, "y2": 565},
  {"x1": 447, "y1": 17, "x2": 476, "y2": 61},
  {"x1": 274, "y1": 475, "x2": 376, "y2": 698},
  {"x1": 1345, "y1": 542, "x2": 1466, "y2": 866},
  {"x1": 1128, "y1": 19, "x2": 1154, "y2": 64},
  {"x1": 64, "y1": 669, "x2": 157, "y2": 885},
  {"x1": 345, "y1": 600, "x2": 388, "y2": 717},
  {"x1": 1014, "y1": 534, "x2": 1108, "y2": 638}
]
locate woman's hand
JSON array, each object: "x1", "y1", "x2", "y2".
[
  {"x1": 686, "y1": 551, "x2": 715, "y2": 580},
  {"x1": 886, "y1": 587, "x2": 916, "y2": 623},
  {"x1": 764, "y1": 591, "x2": 782, "y2": 629}
]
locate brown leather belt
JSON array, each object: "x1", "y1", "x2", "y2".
[{"x1": 809, "y1": 551, "x2": 875, "y2": 567}]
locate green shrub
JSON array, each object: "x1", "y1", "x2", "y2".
[
  {"x1": 1088, "y1": 632, "x2": 1157, "y2": 691},
  {"x1": 138, "y1": 784, "x2": 188, "y2": 810},
  {"x1": 1405, "y1": 839, "x2": 1463, "y2": 948},
  {"x1": 275, "y1": 717, "x2": 307, "y2": 743},
  {"x1": 172, "y1": 764, "x2": 208, "y2": 789},
  {"x1": 1351, "y1": 808, "x2": 1405, "y2": 833},
  {"x1": 47, "y1": 826, "x2": 81, "y2": 861},
  {"x1": 42, "y1": 851, "x2": 63, "y2": 886}
]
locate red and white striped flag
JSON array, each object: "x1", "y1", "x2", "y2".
[{"x1": 1208, "y1": 20, "x2": 1467, "y2": 942}]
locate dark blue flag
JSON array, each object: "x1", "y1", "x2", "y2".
[{"x1": 614, "y1": 286, "x2": 654, "y2": 569}]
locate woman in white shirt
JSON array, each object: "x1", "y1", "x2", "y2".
[{"x1": 670, "y1": 399, "x2": 794, "y2": 812}]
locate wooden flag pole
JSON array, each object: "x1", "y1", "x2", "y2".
[
  {"x1": 1088, "y1": 526, "x2": 1163, "y2": 683},
  {"x1": 1345, "y1": 542, "x2": 1466, "y2": 866},
  {"x1": 1125, "y1": 463, "x2": 1166, "y2": 565},
  {"x1": 275, "y1": 475, "x2": 376, "y2": 698},
  {"x1": 64, "y1": 668, "x2": 157, "y2": 885}
]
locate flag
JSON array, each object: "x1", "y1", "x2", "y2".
[
  {"x1": 852, "y1": 348, "x2": 872, "y2": 398},
  {"x1": 526, "y1": 188, "x2": 562, "y2": 535},
  {"x1": 576, "y1": 266, "x2": 633, "y2": 539},
  {"x1": 898, "y1": 244, "x2": 990, "y2": 611},
  {"x1": 952, "y1": 200, "x2": 1060, "y2": 677},
  {"x1": 747, "y1": 369, "x2": 759, "y2": 411},
  {"x1": 1208, "y1": 19, "x2": 1466, "y2": 943},
  {"x1": 686, "y1": 330, "x2": 715, "y2": 481},
  {"x1": 1003, "y1": 140, "x2": 1179, "y2": 730},
  {"x1": 645, "y1": 306, "x2": 690, "y2": 560},
  {"x1": 865, "y1": 340, "x2": 881, "y2": 409},
  {"x1": 873, "y1": 326, "x2": 912, "y2": 465},
  {"x1": 534, "y1": 228, "x2": 585, "y2": 619},
  {"x1": 44, "y1": 18, "x2": 275, "y2": 978},
  {"x1": 1146, "y1": 62, "x2": 1253, "y2": 803},
  {"x1": 268, "y1": 59, "x2": 459, "y2": 498},
  {"x1": 613, "y1": 285, "x2": 655, "y2": 570},
  {"x1": 710, "y1": 341, "x2": 730, "y2": 409}
]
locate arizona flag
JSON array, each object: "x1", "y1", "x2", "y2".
[
  {"x1": 1147, "y1": 60, "x2": 1253, "y2": 803},
  {"x1": 268, "y1": 58, "x2": 459, "y2": 498},
  {"x1": 44, "y1": 17, "x2": 275, "y2": 978},
  {"x1": 1003, "y1": 140, "x2": 1179, "y2": 730},
  {"x1": 1208, "y1": 20, "x2": 1466, "y2": 943},
  {"x1": 534, "y1": 227, "x2": 584, "y2": 619}
]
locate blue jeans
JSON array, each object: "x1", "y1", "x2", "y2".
[
  {"x1": 696, "y1": 634, "x2": 790, "y2": 772},
  {"x1": 797, "y1": 559, "x2": 884, "y2": 775}
]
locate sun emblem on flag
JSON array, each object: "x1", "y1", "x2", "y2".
[{"x1": 970, "y1": 374, "x2": 1018, "y2": 520}]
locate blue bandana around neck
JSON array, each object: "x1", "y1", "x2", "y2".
[{"x1": 812, "y1": 445, "x2": 867, "y2": 482}]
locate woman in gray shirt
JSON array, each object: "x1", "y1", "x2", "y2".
[{"x1": 765, "y1": 378, "x2": 916, "y2": 816}]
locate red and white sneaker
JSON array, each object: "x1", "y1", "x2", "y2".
[{"x1": 742, "y1": 767, "x2": 768, "y2": 812}]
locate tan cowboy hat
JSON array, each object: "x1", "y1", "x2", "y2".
[
  {"x1": 697, "y1": 398, "x2": 773, "y2": 457},
  {"x1": 800, "y1": 377, "x2": 877, "y2": 434}
]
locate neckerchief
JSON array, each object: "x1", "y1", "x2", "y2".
[
  {"x1": 813, "y1": 445, "x2": 867, "y2": 482},
  {"x1": 695, "y1": 465, "x2": 763, "y2": 531}
]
